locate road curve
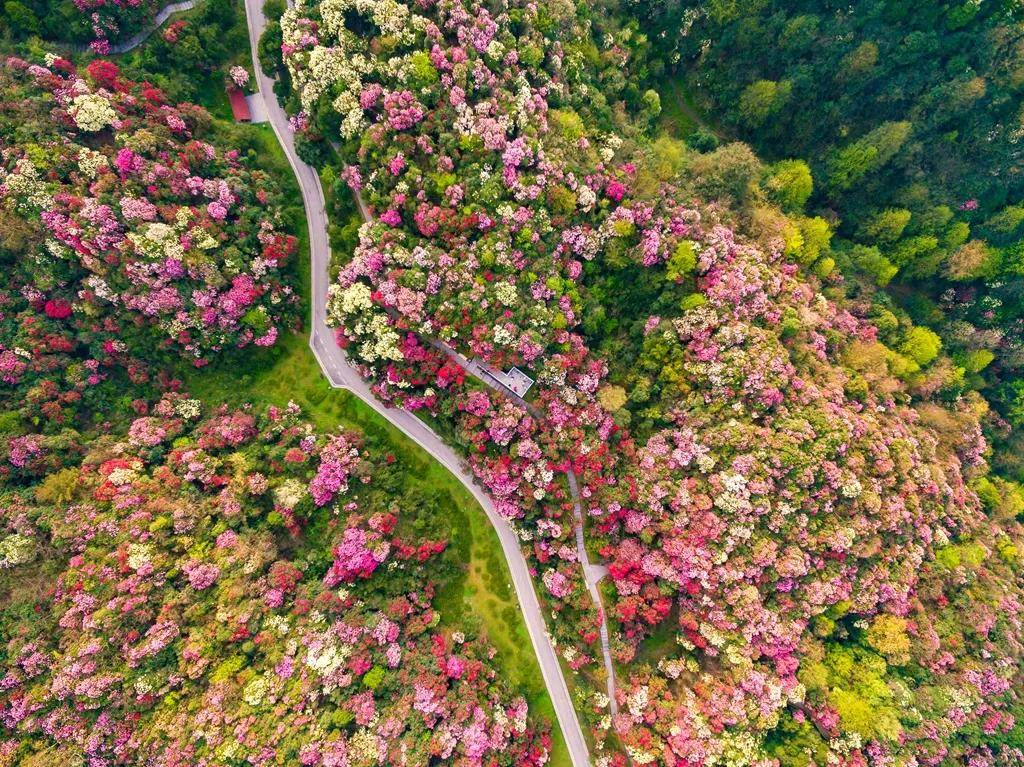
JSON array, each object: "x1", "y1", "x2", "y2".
[{"x1": 241, "y1": 3, "x2": 593, "y2": 765}]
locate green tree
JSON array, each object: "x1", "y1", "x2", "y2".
[
  {"x1": 738, "y1": 79, "x2": 792, "y2": 127},
  {"x1": 826, "y1": 121, "x2": 911, "y2": 191},
  {"x1": 764, "y1": 159, "x2": 813, "y2": 211},
  {"x1": 849, "y1": 244, "x2": 898, "y2": 286},
  {"x1": 687, "y1": 142, "x2": 764, "y2": 204},
  {"x1": 666, "y1": 240, "x2": 697, "y2": 281},
  {"x1": 640, "y1": 88, "x2": 662, "y2": 122},
  {"x1": 796, "y1": 216, "x2": 832, "y2": 264},
  {"x1": 858, "y1": 208, "x2": 912, "y2": 245},
  {"x1": 3, "y1": 0, "x2": 40, "y2": 36},
  {"x1": 408, "y1": 51, "x2": 439, "y2": 88},
  {"x1": 900, "y1": 326, "x2": 942, "y2": 366},
  {"x1": 258, "y1": 22, "x2": 284, "y2": 75},
  {"x1": 839, "y1": 41, "x2": 878, "y2": 79},
  {"x1": 984, "y1": 205, "x2": 1024, "y2": 241}
]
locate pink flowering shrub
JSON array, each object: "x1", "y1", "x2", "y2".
[
  {"x1": 0, "y1": 58, "x2": 298, "y2": 366},
  {"x1": 309, "y1": 432, "x2": 361, "y2": 506},
  {"x1": 0, "y1": 395, "x2": 551, "y2": 766}
]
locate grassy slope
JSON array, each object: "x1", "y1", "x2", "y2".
[
  {"x1": 178, "y1": 119, "x2": 570, "y2": 765},
  {"x1": 656, "y1": 77, "x2": 730, "y2": 141}
]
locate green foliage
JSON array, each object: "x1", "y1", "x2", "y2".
[
  {"x1": 666, "y1": 240, "x2": 697, "y2": 281},
  {"x1": 362, "y1": 665, "x2": 386, "y2": 690},
  {"x1": 831, "y1": 688, "x2": 902, "y2": 742},
  {"x1": 631, "y1": 0, "x2": 1024, "y2": 393},
  {"x1": 549, "y1": 108, "x2": 586, "y2": 141},
  {"x1": 1003, "y1": 380, "x2": 1024, "y2": 428},
  {"x1": 821, "y1": 645, "x2": 902, "y2": 742},
  {"x1": 795, "y1": 216, "x2": 832, "y2": 265},
  {"x1": 211, "y1": 655, "x2": 247, "y2": 683},
  {"x1": 826, "y1": 121, "x2": 911, "y2": 191},
  {"x1": 33, "y1": 468, "x2": 78, "y2": 504},
  {"x1": 899, "y1": 326, "x2": 942, "y2": 366},
  {"x1": 259, "y1": 21, "x2": 285, "y2": 75},
  {"x1": 547, "y1": 184, "x2": 578, "y2": 216},
  {"x1": 858, "y1": 208, "x2": 912, "y2": 246},
  {"x1": 3, "y1": 1, "x2": 40, "y2": 36},
  {"x1": 848, "y1": 244, "x2": 898, "y2": 287},
  {"x1": 766, "y1": 716, "x2": 829, "y2": 767},
  {"x1": 685, "y1": 127, "x2": 719, "y2": 153},
  {"x1": 738, "y1": 79, "x2": 791, "y2": 127},
  {"x1": 839, "y1": 41, "x2": 878, "y2": 79},
  {"x1": 984, "y1": 205, "x2": 1024, "y2": 241},
  {"x1": 763, "y1": 159, "x2": 813, "y2": 211},
  {"x1": 813, "y1": 256, "x2": 835, "y2": 278},
  {"x1": 408, "y1": 51, "x2": 440, "y2": 88},
  {"x1": 686, "y1": 142, "x2": 764, "y2": 204},
  {"x1": 864, "y1": 615, "x2": 910, "y2": 665},
  {"x1": 640, "y1": 88, "x2": 662, "y2": 121},
  {"x1": 263, "y1": 0, "x2": 285, "y2": 18},
  {"x1": 958, "y1": 348, "x2": 995, "y2": 375},
  {"x1": 646, "y1": 135, "x2": 689, "y2": 182}
]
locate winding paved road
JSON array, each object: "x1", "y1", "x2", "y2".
[{"x1": 242, "y1": 2, "x2": 593, "y2": 765}]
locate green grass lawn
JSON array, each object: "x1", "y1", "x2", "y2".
[
  {"x1": 181, "y1": 119, "x2": 571, "y2": 767},
  {"x1": 657, "y1": 77, "x2": 723, "y2": 139}
]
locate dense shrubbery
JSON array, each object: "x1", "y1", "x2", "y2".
[
  {"x1": 0, "y1": 56, "x2": 298, "y2": 441},
  {"x1": 0, "y1": 9, "x2": 558, "y2": 767},
  {"x1": 0, "y1": 395, "x2": 550, "y2": 766},
  {"x1": 279, "y1": 0, "x2": 1024, "y2": 763},
  {"x1": 0, "y1": 0, "x2": 250, "y2": 108},
  {"x1": 622, "y1": 0, "x2": 1024, "y2": 439}
]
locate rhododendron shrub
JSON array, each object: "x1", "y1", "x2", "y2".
[
  {"x1": 0, "y1": 395, "x2": 550, "y2": 766},
  {"x1": 0, "y1": 57, "x2": 298, "y2": 368}
]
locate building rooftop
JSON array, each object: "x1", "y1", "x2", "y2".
[
  {"x1": 227, "y1": 87, "x2": 251, "y2": 122},
  {"x1": 503, "y1": 366, "x2": 534, "y2": 397}
]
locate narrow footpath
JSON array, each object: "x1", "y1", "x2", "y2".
[{"x1": 69, "y1": 1, "x2": 198, "y2": 54}]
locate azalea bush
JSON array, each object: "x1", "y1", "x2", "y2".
[{"x1": 0, "y1": 395, "x2": 551, "y2": 766}]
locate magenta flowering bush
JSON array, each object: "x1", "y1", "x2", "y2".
[
  {"x1": 0, "y1": 395, "x2": 552, "y2": 766},
  {"x1": 0, "y1": 57, "x2": 298, "y2": 368},
  {"x1": 72, "y1": 0, "x2": 161, "y2": 53},
  {"x1": 279, "y1": 0, "x2": 1024, "y2": 763}
]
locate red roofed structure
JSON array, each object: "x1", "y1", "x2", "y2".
[{"x1": 227, "y1": 87, "x2": 251, "y2": 122}]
